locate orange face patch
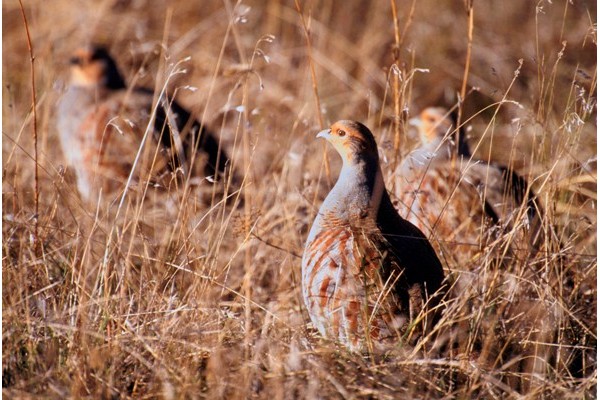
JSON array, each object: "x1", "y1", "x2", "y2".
[
  {"x1": 417, "y1": 108, "x2": 452, "y2": 145},
  {"x1": 323, "y1": 120, "x2": 378, "y2": 163},
  {"x1": 69, "y1": 47, "x2": 109, "y2": 87}
]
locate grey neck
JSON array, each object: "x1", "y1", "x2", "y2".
[{"x1": 322, "y1": 154, "x2": 384, "y2": 221}]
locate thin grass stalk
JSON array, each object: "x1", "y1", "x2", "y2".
[
  {"x1": 294, "y1": 0, "x2": 331, "y2": 187},
  {"x1": 390, "y1": 0, "x2": 402, "y2": 171},
  {"x1": 18, "y1": 0, "x2": 39, "y2": 251},
  {"x1": 457, "y1": 0, "x2": 474, "y2": 165}
]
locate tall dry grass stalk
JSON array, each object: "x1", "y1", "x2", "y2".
[
  {"x1": 2, "y1": 0, "x2": 596, "y2": 398},
  {"x1": 17, "y1": 0, "x2": 39, "y2": 252}
]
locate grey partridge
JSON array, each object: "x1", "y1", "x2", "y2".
[
  {"x1": 395, "y1": 107, "x2": 540, "y2": 266},
  {"x1": 302, "y1": 120, "x2": 445, "y2": 352},
  {"x1": 56, "y1": 45, "x2": 229, "y2": 202}
]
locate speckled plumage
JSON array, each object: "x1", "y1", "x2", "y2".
[
  {"x1": 302, "y1": 120, "x2": 445, "y2": 352},
  {"x1": 395, "y1": 107, "x2": 539, "y2": 265},
  {"x1": 56, "y1": 45, "x2": 229, "y2": 202}
]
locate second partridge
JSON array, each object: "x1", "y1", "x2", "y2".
[
  {"x1": 395, "y1": 107, "x2": 540, "y2": 265},
  {"x1": 56, "y1": 45, "x2": 230, "y2": 202}
]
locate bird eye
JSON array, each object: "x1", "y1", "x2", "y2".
[
  {"x1": 69, "y1": 56, "x2": 82, "y2": 66},
  {"x1": 337, "y1": 129, "x2": 346, "y2": 137}
]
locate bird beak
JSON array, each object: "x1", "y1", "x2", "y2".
[
  {"x1": 316, "y1": 129, "x2": 331, "y2": 139},
  {"x1": 408, "y1": 117, "x2": 421, "y2": 128}
]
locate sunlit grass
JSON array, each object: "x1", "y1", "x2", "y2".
[{"x1": 2, "y1": 0, "x2": 596, "y2": 398}]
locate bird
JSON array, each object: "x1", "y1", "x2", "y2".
[
  {"x1": 394, "y1": 107, "x2": 540, "y2": 266},
  {"x1": 302, "y1": 120, "x2": 445, "y2": 352},
  {"x1": 56, "y1": 45, "x2": 230, "y2": 203}
]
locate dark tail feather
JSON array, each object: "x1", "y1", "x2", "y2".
[
  {"x1": 483, "y1": 199, "x2": 500, "y2": 225},
  {"x1": 499, "y1": 165, "x2": 539, "y2": 224},
  {"x1": 449, "y1": 109, "x2": 473, "y2": 159},
  {"x1": 192, "y1": 122, "x2": 230, "y2": 179},
  {"x1": 498, "y1": 164, "x2": 568, "y2": 261},
  {"x1": 153, "y1": 94, "x2": 230, "y2": 179}
]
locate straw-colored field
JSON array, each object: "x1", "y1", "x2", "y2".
[{"x1": 3, "y1": 1, "x2": 596, "y2": 398}]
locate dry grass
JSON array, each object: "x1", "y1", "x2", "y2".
[{"x1": 2, "y1": 0, "x2": 597, "y2": 398}]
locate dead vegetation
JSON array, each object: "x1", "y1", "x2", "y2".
[{"x1": 2, "y1": 0, "x2": 596, "y2": 398}]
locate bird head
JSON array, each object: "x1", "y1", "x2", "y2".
[
  {"x1": 68, "y1": 45, "x2": 126, "y2": 89},
  {"x1": 317, "y1": 120, "x2": 379, "y2": 165},
  {"x1": 409, "y1": 107, "x2": 453, "y2": 148}
]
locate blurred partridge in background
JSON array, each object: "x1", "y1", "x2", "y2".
[
  {"x1": 394, "y1": 107, "x2": 542, "y2": 267},
  {"x1": 56, "y1": 45, "x2": 230, "y2": 203},
  {"x1": 302, "y1": 120, "x2": 445, "y2": 352}
]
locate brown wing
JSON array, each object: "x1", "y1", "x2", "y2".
[
  {"x1": 463, "y1": 161, "x2": 544, "y2": 258},
  {"x1": 394, "y1": 158, "x2": 495, "y2": 267},
  {"x1": 74, "y1": 86, "x2": 232, "y2": 200},
  {"x1": 74, "y1": 90, "x2": 173, "y2": 198}
]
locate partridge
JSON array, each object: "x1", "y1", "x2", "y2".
[
  {"x1": 56, "y1": 45, "x2": 229, "y2": 202},
  {"x1": 302, "y1": 120, "x2": 445, "y2": 352},
  {"x1": 395, "y1": 107, "x2": 539, "y2": 265}
]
